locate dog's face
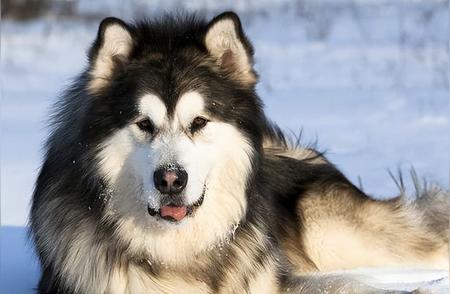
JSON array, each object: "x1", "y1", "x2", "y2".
[
  {"x1": 100, "y1": 90, "x2": 255, "y2": 227},
  {"x1": 83, "y1": 13, "x2": 264, "y2": 263}
]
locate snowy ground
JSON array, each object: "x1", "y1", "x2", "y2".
[{"x1": 1, "y1": 0, "x2": 448, "y2": 293}]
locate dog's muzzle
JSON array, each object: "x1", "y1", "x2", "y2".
[
  {"x1": 149, "y1": 163, "x2": 201, "y2": 222},
  {"x1": 147, "y1": 189, "x2": 205, "y2": 222}
]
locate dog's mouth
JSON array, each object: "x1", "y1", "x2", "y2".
[{"x1": 147, "y1": 191, "x2": 205, "y2": 223}]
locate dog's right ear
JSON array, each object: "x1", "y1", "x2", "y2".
[
  {"x1": 88, "y1": 17, "x2": 134, "y2": 93},
  {"x1": 204, "y1": 12, "x2": 257, "y2": 86}
]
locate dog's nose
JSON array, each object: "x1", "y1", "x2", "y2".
[{"x1": 153, "y1": 166, "x2": 188, "y2": 194}]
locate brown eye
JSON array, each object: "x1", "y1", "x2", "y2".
[
  {"x1": 191, "y1": 117, "x2": 208, "y2": 133},
  {"x1": 136, "y1": 119, "x2": 155, "y2": 134}
]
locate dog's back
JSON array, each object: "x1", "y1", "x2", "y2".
[{"x1": 263, "y1": 130, "x2": 449, "y2": 274}]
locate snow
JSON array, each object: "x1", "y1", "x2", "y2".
[
  {"x1": 1, "y1": 0, "x2": 448, "y2": 292},
  {"x1": 338, "y1": 268, "x2": 448, "y2": 293}
]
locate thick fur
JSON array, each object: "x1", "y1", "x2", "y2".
[{"x1": 30, "y1": 12, "x2": 448, "y2": 294}]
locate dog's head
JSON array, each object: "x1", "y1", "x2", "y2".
[{"x1": 81, "y1": 12, "x2": 265, "y2": 263}]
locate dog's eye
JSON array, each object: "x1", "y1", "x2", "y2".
[
  {"x1": 136, "y1": 119, "x2": 155, "y2": 134},
  {"x1": 190, "y1": 117, "x2": 208, "y2": 133}
]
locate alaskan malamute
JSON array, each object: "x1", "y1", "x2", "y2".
[{"x1": 30, "y1": 12, "x2": 448, "y2": 293}]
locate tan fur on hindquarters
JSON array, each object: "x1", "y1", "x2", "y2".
[{"x1": 292, "y1": 185, "x2": 448, "y2": 272}]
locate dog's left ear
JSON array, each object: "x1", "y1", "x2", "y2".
[{"x1": 204, "y1": 12, "x2": 257, "y2": 86}]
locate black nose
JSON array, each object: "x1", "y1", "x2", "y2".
[{"x1": 153, "y1": 165, "x2": 188, "y2": 194}]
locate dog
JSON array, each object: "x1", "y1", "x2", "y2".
[{"x1": 30, "y1": 11, "x2": 449, "y2": 293}]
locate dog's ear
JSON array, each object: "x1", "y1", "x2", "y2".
[
  {"x1": 204, "y1": 12, "x2": 257, "y2": 86},
  {"x1": 88, "y1": 17, "x2": 134, "y2": 92}
]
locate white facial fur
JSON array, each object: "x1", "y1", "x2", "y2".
[{"x1": 98, "y1": 91, "x2": 254, "y2": 265}]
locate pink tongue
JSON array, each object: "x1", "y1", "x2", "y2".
[{"x1": 160, "y1": 206, "x2": 187, "y2": 221}]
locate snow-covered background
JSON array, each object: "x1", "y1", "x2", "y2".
[{"x1": 1, "y1": 0, "x2": 448, "y2": 292}]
